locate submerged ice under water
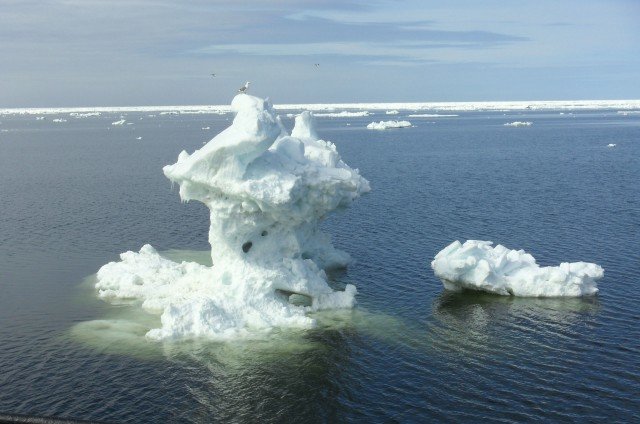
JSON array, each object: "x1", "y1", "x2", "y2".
[{"x1": 95, "y1": 94, "x2": 370, "y2": 340}]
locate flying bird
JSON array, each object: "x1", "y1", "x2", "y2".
[{"x1": 238, "y1": 81, "x2": 250, "y2": 93}]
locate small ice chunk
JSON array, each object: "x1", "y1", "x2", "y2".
[
  {"x1": 504, "y1": 121, "x2": 532, "y2": 127},
  {"x1": 366, "y1": 120, "x2": 412, "y2": 130},
  {"x1": 607, "y1": 143, "x2": 616, "y2": 148},
  {"x1": 431, "y1": 240, "x2": 603, "y2": 297},
  {"x1": 111, "y1": 119, "x2": 126, "y2": 126}
]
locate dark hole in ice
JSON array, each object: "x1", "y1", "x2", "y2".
[
  {"x1": 242, "y1": 241, "x2": 253, "y2": 253},
  {"x1": 261, "y1": 230, "x2": 268, "y2": 237}
]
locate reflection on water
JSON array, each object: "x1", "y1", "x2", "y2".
[{"x1": 429, "y1": 290, "x2": 600, "y2": 356}]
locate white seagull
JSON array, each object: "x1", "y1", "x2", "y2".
[{"x1": 238, "y1": 81, "x2": 250, "y2": 93}]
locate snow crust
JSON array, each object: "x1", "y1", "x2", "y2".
[
  {"x1": 367, "y1": 120, "x2": 412, "y2": 130},
  {"x1": 96, "y1": 94, "x2": 370, "y2": 340},
  {"x1": 504, "y1": 121, "x2": 532, "y2": 127},
  {"x1": 431, "y1": 240, "x2": 603, "y2": 297}
]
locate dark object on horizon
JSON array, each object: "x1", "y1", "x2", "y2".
[
  {"x1": 238, "y1": 81, "x2": 250, "y2": 93},
  {"x1": 314, "y1": 63, "x2": 320, "y2": 67},
  {"x1": 210, "y1": 73, "x2": 216, "y2": 77}
]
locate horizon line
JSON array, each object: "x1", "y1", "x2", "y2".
[{"x1": 2, "y1": 98, "x2": 640, "y2": 114}]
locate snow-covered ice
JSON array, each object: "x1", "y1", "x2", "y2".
[
  {"x1": 431, "y1": 240, "x2": 603, "y2": 297},
  {"x1": 95, "y1": 94, "x2": 370, "y2": 341},
  {"x1": 504, "y1": 121, "x2": 532, "y2": 127},
  {"x1": 607, "y1": 143, "x2": 616, "y2": 148},
  {"x1": 367, "y1": 120, "x2": 412, "y2": 130}
]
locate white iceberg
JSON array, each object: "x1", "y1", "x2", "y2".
[
  {"x1": 504, "y1": 121, "x2": 532, "y2": 127},
  {"x1": 96, "y1": 94, "x2": 370, "y2": 341},
  {"x1": 366, "y1": 120, "x2": 412, "y2": 130},
  {"x1": 431, "y1": 240, "x2": 603, "y2": 297}
]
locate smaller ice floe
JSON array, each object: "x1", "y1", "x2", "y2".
[
  {"x1": 431, "y1": 240, "x2": 603, "y2": 297},
  {"x1": 607, "y1": 143, "x2": 616, "y2": 148},
  {"x1": 52, "y1": 118, "x2": 67, "y2": 123},
  {"x1": 202, "y1": 126, "x2": 210, "y2": 130},
  {"x1": 408, "y1": 113, "x2": 458, "y2": 118},
  {"x1": 159, "y1": 111, "x2": 179, "y2": 115},
  {"x1": 366, "y1": 120, "x2": 412, "y2": 130},
  {"x1": 617, "y1": 111, "x2": 640, "y2": 116},
  {"x1": 504, "y1": 121, "x2": 532, "y2": 127},
  {"x1": 70, "y1": 112, "x2": 100, "y2": 118},
  {"x1": 136, "y1": 136, "x2": 142, "y2": 140},
  {"x1": 315, "y1": 111, "x2": 370, "y2": 118},
  {"x1": 111, "y1": 119, "x2": 126, "y2": 126},
  {"x1": 36, "y1": 116, "x2": 45, "y2": 120},
  {"x1": 386, "y1": 110, "x2": 399, "y2": 115}
]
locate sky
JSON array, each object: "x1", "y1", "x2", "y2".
[{"x1": 1, "y1": 0, "x2": 639, "y2": 107}]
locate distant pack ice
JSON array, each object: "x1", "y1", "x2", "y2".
[
  {"x1": 96, "y1": 94, "x2": 370, "y2": 340},
  {"x1": 431, "y1": 240, "x2": 603, "y2": 297}
]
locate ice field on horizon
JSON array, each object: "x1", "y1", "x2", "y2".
[
  {"x1": 94, "y1": 94, "x2": 370, "y2": 340},
  {"x1": 3, "y1": 99, "x2": 640, "y2": 116},
  {"x1": 431, "y1": 240, "x2": 603, "y2": 297}
]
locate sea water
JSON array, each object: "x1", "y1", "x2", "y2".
[{"x1": 0, "y1": 108, "x2": 639, "y2": 422}]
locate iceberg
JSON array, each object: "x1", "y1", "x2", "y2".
[
  {"x1": 95, "y1": 94, "x2": 370, "y2": 340},
  {"x1": 431, "y1": 240, "x2": 603, "y2": 297},
  {"x1": 366, "y1": 120, "x2": 412, "y2": 130}
]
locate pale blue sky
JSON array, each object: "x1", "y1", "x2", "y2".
[{"x1": 1, "y1": 0, "x2": 638, "y2": 107}]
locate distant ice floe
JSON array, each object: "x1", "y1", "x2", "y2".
[
  {"x1": 607, "y1": 143, "x2": 616, "y2": 148},
  {"x1": 202, "y1": 126, "x2": 210, "y2": 130},
  {"x1": 314, "y1": 111, "x2": 370, "y2": 118},
  {"x1": 431, "y1": 240, "x2": 603, "y2": 297},
  {"x1": 504, "y1": 121, "x2": 532, "y2": 127},
  {"x1": 617, "y1": 110, "x2": 640, "y2": 116},
  {"x1": 52, "y1": 118, "x2": 67, "y2": 123},
  {"x1": 95, "y1": 95, "x2": 369, "y2": 341},
  {"x1": 385, "y1": 110, "x2": 399, "y2": 115},
  {"x1": 70, "y1": 112, "x2": 100, "y2": 118},
  {"x1": 366, "y1": 120, "x2": 412, "y2": 130},
  {"x1": 136, "y1": 136, "x2": 142, "y2": 140},
  {"x1": 111, "y1": 119, "x2": 126, "y2": 126},
  {"x1": 408, "y1": 114, "x2": 458, "y2": 118}
]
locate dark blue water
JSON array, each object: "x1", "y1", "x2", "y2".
[{"x1": 1, "y1": 109, "x2": 639, "y2": 422}]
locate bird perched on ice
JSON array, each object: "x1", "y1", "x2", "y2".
[{"x1": 238, "y1": 81, "x2": 250, "y2": 93}]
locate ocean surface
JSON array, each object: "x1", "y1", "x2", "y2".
[{"x1": 0, "y1": 107, "x2": 639, "y2": 422}]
